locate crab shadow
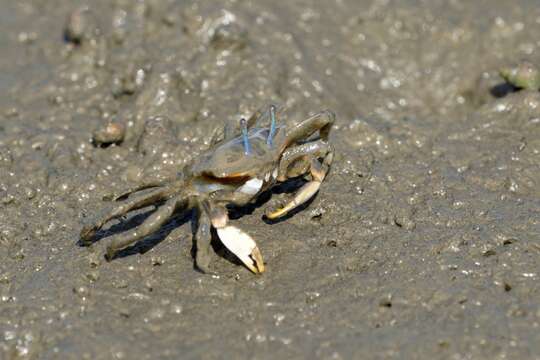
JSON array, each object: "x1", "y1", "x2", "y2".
[
  {"x1": 77, "y1": 176, "x2": 316, "y2": 268},
  {"x1": 490, "y1": 82, "x2": 517, "y2": 98},
  {"x1": 77, "y1": 204, "x2": 192, "y2": 260}
]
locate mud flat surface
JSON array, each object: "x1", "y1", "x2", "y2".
[{"x1": 1, "y1": 1, "x2": 540, "y2": 359}]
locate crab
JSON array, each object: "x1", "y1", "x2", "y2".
[{"x1": 80, "y1": 105, "x2": 335, "y2": 274}]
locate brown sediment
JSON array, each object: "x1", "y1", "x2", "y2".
[{"x1": 0, "y1": 1, "x2": 539, "y2": 359}]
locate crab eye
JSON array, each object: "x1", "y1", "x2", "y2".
[{"x1": 237, "y1": 178, "x2": 263, "y2": 195}]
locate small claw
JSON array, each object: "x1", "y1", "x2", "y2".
[
  {"x1": 216, "y1": 226, "x2": 265, "y2": 274},
  {"x1": 265, "y1": 205, "x2": 289, "y2": 220},
  {"x1": 265, "y1": 181, "x2": 321, "y2": 220}
]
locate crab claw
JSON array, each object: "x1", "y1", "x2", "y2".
[
  {"x1": 265, "y1": 181, "x2": 321, "y2": 220},
  {"x1": 216, "y1": 225, "x2": 265, "y2": 274}
]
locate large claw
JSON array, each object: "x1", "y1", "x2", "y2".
[{"x1": 216, "y1": 226, "x2": 265, "y2": 274}]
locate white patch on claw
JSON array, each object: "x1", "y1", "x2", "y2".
[
  {"x1": 237, "y1": 178, "x2": 263, "y2": 195},
  {"x1": 265, "y1": 172, "x2": 271, "y2": 182},
  {"x1": 272, "y1": 168, "x2": 278, "y2": 179},
  {"x1": 216, "y1": 226, "x2": 265, "y2": 273}
]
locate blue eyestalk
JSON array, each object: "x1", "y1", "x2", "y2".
[
  {"x1": 241, "y1": 118, "x2": 251, "y2": 155},
  {"x1": 266, "y1": 105, "x2": 277, "y2": 147}
]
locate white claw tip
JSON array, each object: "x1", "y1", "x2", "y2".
[
  {"x1": 216, "y1": 226, "x2": 265, "y2": 273},
  {"x1": 237, "y1": 178, "x2": 263, "y2": 196}
]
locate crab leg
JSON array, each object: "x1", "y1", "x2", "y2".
[
  {"x1": 205, "y1": 203, "x2": 265, "y2": 274},
  {"x1": 193, "y1": 206, "x2": 213, "y2": 273},
  {"x1": 80, "y1": 186, "x2": 173, "y2": 243},
  {"x1": 112, "y1": 181, "x2": 166, "y2": 201},
  {"x1": 105, "y1": 195, "x2": 187, "y2": 259},
  {"x1": 284, "y1": 110, "x2": 335, "y2": 147},
  {"x1": 276, "y1": 141, "x2": 332, "y2": 181}
]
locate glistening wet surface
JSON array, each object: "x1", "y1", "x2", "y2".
[{"x1": 0, "y1": 1, "x2": 539, "y2": 359}]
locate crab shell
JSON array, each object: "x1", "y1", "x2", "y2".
[{"x1": 189, "y1": 126, "x2": 287, "y2": 180}]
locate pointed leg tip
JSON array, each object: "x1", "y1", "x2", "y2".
[
  {"x1": 105, "y1": 246, "x2": 116, "y2": 262},
  {"x1": 80, "y1": 226, "x2": 96, "y2": 242},
  {"x1": 196, "y1": 264, "x2": 216, "y2": 275},
  {"x1": 195, "y1": 254, "x2": 213, "y2": 274}
]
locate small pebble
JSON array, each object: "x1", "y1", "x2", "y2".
[
  {"x1": 500, "y1": 61, "x2": 540, "y2": 90},
  {"x1": 92, "y1": 122, "x2": 125, "y2": 146}
]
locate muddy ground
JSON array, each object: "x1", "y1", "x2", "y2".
[{"x1": 1, "y1": 0, "x2": 540, "y2": 359}]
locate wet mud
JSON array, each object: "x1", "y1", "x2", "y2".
[{"x1": 1, "y1": 1, "x2": 539, "y2": 359}]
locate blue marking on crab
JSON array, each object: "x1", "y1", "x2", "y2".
[
  {"x1": 267, "y1": 104, "x2": 277, "y2": 147},
  {"x1": 241, "y1": 118, "x2": 251, "y2": 155}
]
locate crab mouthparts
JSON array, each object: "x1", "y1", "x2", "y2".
[{"x1": 216, "y1": 226, "x2": 265, "y2": 274}]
